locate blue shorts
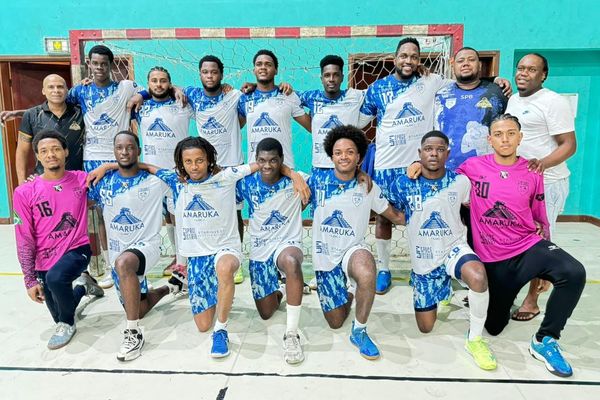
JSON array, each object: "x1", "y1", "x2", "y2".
[
  {"x1": 373, "y1": 167, "x2": 407, "y2": 201},
  {"x1": 111, "y1": 267, "x2": 148, "y2": 305},
  {"x1": 315, "y1": 264, "x2": 349, "y2": 313},
  {"x1": 188, "y1": 248, "x2": 241, "y2": 315},
  {"x1": 83, "y1": 160, "x2": 115, "y2": 173},
  {"x1": 249, "y1": 243, "x2": 301, "y2": 300}
]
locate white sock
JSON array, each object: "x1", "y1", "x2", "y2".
[
  {"x1": 353, "y1": 318, "x2": 367, "y2": 330},
  {"x1": 214, "y1": 319, "x2": 228, "y2": 332},
  {"x1": 278, "y1": 282, "x2": 287, "y2": 298},
  {"x1": 468, "y1": 289, "x2": 489, "y2": 340},
  {"x1": 166, "y1": 223, "x2": 175, "y2": 249},
  {"x1": 347, "y1": 284, "x2": 356, "y2": 296},
  {"x1": 126, "y1": 319, "x2": 139, "y2": 330},
  {"x1": 375, "y1": 239, "x2": 391, "y2": 271},
  {"x1": 102, "y1": 250, "x2": 110, "y2": 269},
  {"x1": 286, "y1": 304, "x2": 301, "y2": 334}
]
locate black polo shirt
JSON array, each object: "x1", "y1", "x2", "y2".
[{"x1": 19, "y1": 101, "x2": 85, "y2": 173}]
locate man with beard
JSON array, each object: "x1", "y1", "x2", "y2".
[
  {"x1": 135, "y1": 66, "x2": 193, "y2": 277},
  {"x1": 88, "y1": 131, "x2": 185, "y2": 361}
]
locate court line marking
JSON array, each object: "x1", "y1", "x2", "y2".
[{"x1": 1, "y1": 365, "x2": 599, "y2": 386}]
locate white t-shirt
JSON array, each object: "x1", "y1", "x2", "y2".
[
  {"x1": 238, "y1": 89, "x2": 305, "y2": 168},
  {"x1": 156, "y1": 165, "x2": 251, "y2": 257},
  {"x1": 506, "y1": 88, "x2": 574, "y2": 183},
  {"x1": 309, "y1": 169, "x2": 388, "y2": 272},
  {"x1": 136, "y1": 98, "x2": 193, "y2": 169}
]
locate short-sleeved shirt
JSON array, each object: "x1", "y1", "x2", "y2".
[
  {"x1": 238, "y1": 89, "x2": 305, "y2": 168},
  {"x1": 359, "y1": 74, "x2": 449, "y2": 170},
  {"x1": 387, "y1": 171, "x2": 471, "y2": 275},
  {"x1": 67, "y1": 80, "x2": 142, "y2": 161},
  {"x1": 19, "y1": 102, "x2": 85, "y2": 172},
  {"x1": 185, "y1": 87, "x2": 244, "y2": 167},
  {"x1": 434, "y1": 81, "x2": 508, "y2": 170},
  {"x1": 135, "y1": 98, "x2": 193, "y2": 169},
  {"x1": 237, "y1": 172, "x2": 303, "y2": 261},
  {"x1": 155, "y1": 165, "x2": 252, "y2": 257},
  {"x1": 88, "y1": 170, "x2": 169, "y2": 266},
  {"x1": 506, "y1": 88, "x2": 574, "y2": 183},
  {"x1": 299, "y1": 88, "x2": 365, "y2": 168},
  {"x1": 309, "y1": 169, "x2": 388, "y2": 272}
]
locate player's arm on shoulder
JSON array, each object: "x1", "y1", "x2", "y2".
[
  {"x1": 0, "y1": 109, "x2": 26, "y2": 126},
  {"x1": 86, "y1": 162, "x2": 119, "y2": 188},
  {"x1": 281, "y1": 165, "x2": 311, "y2": 205},
  {"x1": 293, "y1": 113, "x2": 312, "y2": 133},
  {"x1": 380, "y1": 204, "x2": 406, "y2": 226}
]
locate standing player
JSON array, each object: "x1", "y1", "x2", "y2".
[
  {"x1": 237, "y1": 138, "x2": 307, "y2": 364},
  {"x1": 458, "y1": 114, "x2": 585, "y2": 377},
  {"x1": 135, "y1": 66, "x2": 193, "y2": 276},
  {"x1": 506, "y1": 53, "x2": 577, "y2": 322},
  {"x1": 388, "y1": 130, "x2": 496, "y2": 370},
  {"x1": 310, "y1": 125, "x2": 404, "y2": 360},
  {"x1": 88, "y1": 131, "x2": 184, "y2": 361},
  {"x1": 14, "y1": 130, "x2": 103, "y2": 350},
  {"x1": 238, "y1": 49, "x2": 311, "y2": 169}
]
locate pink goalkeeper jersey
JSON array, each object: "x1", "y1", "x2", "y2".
[
  {"x1": 13, "y1": 171, "x2": 90, "y2": 288},
  {"x1": 457, "y1": 154, "x2": 549, "y2": 262}
]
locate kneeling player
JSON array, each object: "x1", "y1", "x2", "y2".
[
  {"x1": 388, "y1": 130, "x2": 496, "y2": 370},
  {"x1": 310, "y1": 125, "x2": 404, "y2": 360}
]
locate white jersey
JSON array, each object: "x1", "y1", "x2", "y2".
[
  {"x1": 387, "y1": 171, "x2": 470, "y2": 275},
  {"x1": 88, "y1": 170, "x2": 169, "y2": 265},
  {"x1": 68, "y1": 80, "x2": 142, "y2": 161},
  {"x1": 136, "y1": 98, "x2": 193, "y2": 169},
  {"x1": 299, "y1": 88, "x2": 365, "y2": 168},
  {"x1": 238, "y1": 89, "x2": 305, "y2": 168},
  {"x1": 309, "y1": 169, "x2": 388, "y2": 272},
  {"x1": 236, "y1": 172, "x2": 303, "y2": 261},
  {"x1": 156, "y1": 165, "x2": 252, "y2": 257},
  {"x1": 360, "y1": 74, "x2": 448, "y2": 169},
  {"x1": 186, "y1": 87, "x2": 244, "y2": 167},
  {"x1": 506, "y1": 88, "x2": 574, "y2": 183}
]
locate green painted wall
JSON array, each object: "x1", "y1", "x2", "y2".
[{"x1": 1, "y1": 0, "x2": 599, "y2": 217}]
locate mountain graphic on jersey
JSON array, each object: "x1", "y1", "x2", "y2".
[
  {"x1": 393, "y1": 102, "x2": 425, "y2": 127},
  {"x1": 147, "y1": 117, "x2": 176, "y2": 138},
  {"x1": 253, "y1": 112, "x2": 279, "y2": 127},
  {"x1": 48, "y1": 212, "x2": 78, "y2": 239},
  {"x1": 483, "y1": 201, "x2": 516, "y2": 220},
  {"x1": 185, "y1": 194, "x2": 215, "y2": 211},
  {"x1": 201, "y1": 117, "x2": 227, "y2": 135},
  {"x1": 320, "y1": 210, "x2": 355, "y2": 236},
  {"x1": 418, "y1": 211, "x2": 452, "y2": 238},
  {"x1": 261, "y1": 210, "x2": 288, "y2": 231},
  {"x1": 93, "y1": 113, "x2": 116, "y2": 127},
  {"x1": 112, "y1": 208, "x2": 142, "y2": 224},
  {"x1": 320, "y1": 115, "x2": 343, "y2": 130}
]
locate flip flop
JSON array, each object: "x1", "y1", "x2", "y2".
[{"x1": 511, "y1": 310, "x2": 540, "y2": 321}]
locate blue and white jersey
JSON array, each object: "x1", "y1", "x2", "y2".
[
  {"x1": 238, "y1": 89, "x2": 305, "y2": 168},
  {"x1": 135, "y1": 98, "x2": 193, "y2": 169},
  {"x1": 387, "y1": 170, "x2": 470, "y2": 275},
  {"x1": 237, "y1": 172, "x2": 303, "y2": 261},
  {"x1": 299, "y1": 88, "x2": 365, "y2": 168},
  {"x1": 309, "y1": 169, "x2": 388, "y2": 272},
  {"x1": 359, "y1": 74, "x2": 448, "y2": 170},
  {"x1": 88, "y1": 170, "x2": 169, "y2": 265},
  {"x1": 68, "y1": 80, "x2": 142, "y2": 161},
  {"x1": 185, "y1": 87, "x2": 244, "y2": 167},
  {"x1": 155, "y1": 165, "x2": 252, "y2": 257},
  {"x1": 434, "y1": 81, "x2": 507, "y2": 171}
]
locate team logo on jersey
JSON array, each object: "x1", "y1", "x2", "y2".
[
  {"x1": 252, "y1": 112, "x2": 281, "y2": 133},
  {"x1": 480, "y1": 201, "x2": 522, "y2": 228},
  {"x1": 69, "y1": 121, "x2": 81, "y2": 131},
  {"x1": 92, "y1": 113, "x2": 117, "y2": 131},
  {"x1": 48, "y1": 212, "x2": 78, "y2": 239},
  {"x1": 352, "y1": 192, "x2": 363, "y2": 206},
  {"x1": 138, "y1": 188, "x2": 150, "y2": 201},
  {"x1": 53, "y1": 184, "x2": 63, "y2": 192},
  {"x1": 320, "y1": 210, "x2": 355, "y2": 237},
  {"x1": 261, "y1": 210, "x2": 288, "y2": 232},
  {"x1": 535, "y1": 193, "x2": 545, "y2": 201},
  {"x1": 73, "y1": 187, "x2": 84, "y2": 199},
  {"x1": 183, "y1": 194, "x2": 219, "y2": 218},
  {"x1": 201, "y1": 117, "x2": 227, "y2": 136},
  {"x1": 418, "y1": 211, "x2": 452, "y2": 237},
  {"x1": 518, "y1": 180, "x2": 530, "y2": 195},
  {"x1": 476, "y1": 97, "x2": 493, "y2": 109},
  {"x1": 414, "y1": 82, "x2": 425, "y2": 94},
  {"x1": 318, "y1": 115, "x2": 343, "y2": 135},
  {"x1": 447, "y1": 191, "x2": 458, "y2": 205},
  {"x1": 147, "y1": 118, "x2": 176, "y2": 138},
  {"x1": 392, "y1": 102, "x2": 425, "y2": 127},
  {"x1": 110, "y1": 208, "x2": 145, "y2": 233},
  {"x1": 285, "y1": 188, "x2": 295, "y2": 200},
  {"x1": 445, "y1": 97, "x2": 456, "y2": 109}
]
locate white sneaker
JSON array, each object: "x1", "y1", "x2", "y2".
[
  {"x1": 47, "y1": 322, "x2": 76, "y2": 350},
  {"x1": 99, "y1": 272, "x2": 114, "y2": 289},
  {"x1": 308, "y1": 277, "x2": 317, "y2": 291},
  {"x1": 117, "y1": 328, "x2": 144, "y2": 361},
  {"x1": 283, "y1": 332, "x2": 304, "y2": 365}
]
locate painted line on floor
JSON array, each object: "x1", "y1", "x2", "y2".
[{"x1": 0, "y1": 365, "x2": 598, "y2": 386}]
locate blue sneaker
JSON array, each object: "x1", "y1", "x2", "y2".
[
  {"x1": 211, "y1": 329, "x2": 230, "y2": 358},
  {"x1": 529, "y1": 336, "x2": 573, "y2": 377},
  {"x1": 376, "y1": 270, "x2": 392, "y2": 294},
  {"x1": 47, "y1": 322, "x2": 76, "y2": 350},
  {"x1": 349, "y1": 322, "x2": 380, "y2": 360}
]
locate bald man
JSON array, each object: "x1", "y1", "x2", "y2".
[{"x1": 12, "y1": 74, "x2": 85, "y2": 183}]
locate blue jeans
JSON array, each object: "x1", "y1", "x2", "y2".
[{"x1": 38, "y1": 245, "x2": 92, "y2": 326}]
